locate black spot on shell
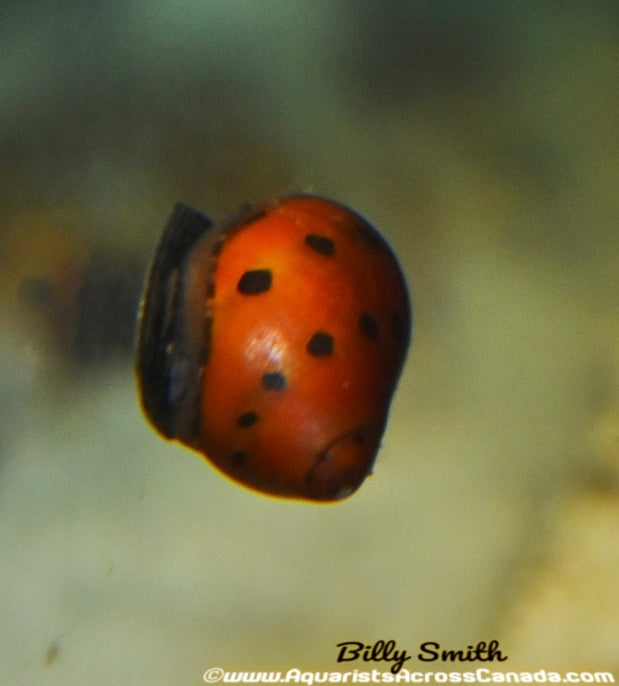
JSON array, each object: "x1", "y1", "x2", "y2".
[
  {"x1": 391, "y1": 312, "x2": 407, "y2": 341},
  {"x1": 231, "y1": 451, "x2": 248, "y2": 466},
  {"x1": 359, "y1": 312, "x2": 379, "y2": 340},
  {"x1": 306, "y1": 332, "x2": 334, "y2": 356},
  {"x1": 238, "y1": 411, "x2": 258, "y2": 427},
  {"x1": 237, "y1": 269, "x2": 272, "y2": 295},
  {"x1": 305, "y1": 234, "x2": 335, "y2": 256},
  {"x1": 352, "y1": 429, "x2": 366, "y2": 443},
  {"x1": 354, "y1": 221, "x2": 385, "y2": 249},
  {"x1": 262, "y1": 371, "x2": 286, "y2": 390}
]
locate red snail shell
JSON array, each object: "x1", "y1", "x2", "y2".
[{"x1": 136, "y1": 195, "x2": 411, "y2": 502}]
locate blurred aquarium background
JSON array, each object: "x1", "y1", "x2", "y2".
[{"x1": 1, "y1": 1, "x2": 617, "y2": 684}]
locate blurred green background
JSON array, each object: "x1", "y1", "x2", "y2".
[{"x1": 1, "y1": 2, "x2": 617, "y2": 684}]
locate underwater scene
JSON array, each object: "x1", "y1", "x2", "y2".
[{"x1": 1, "y1": 2, "x2": 617, "y2": 684}]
